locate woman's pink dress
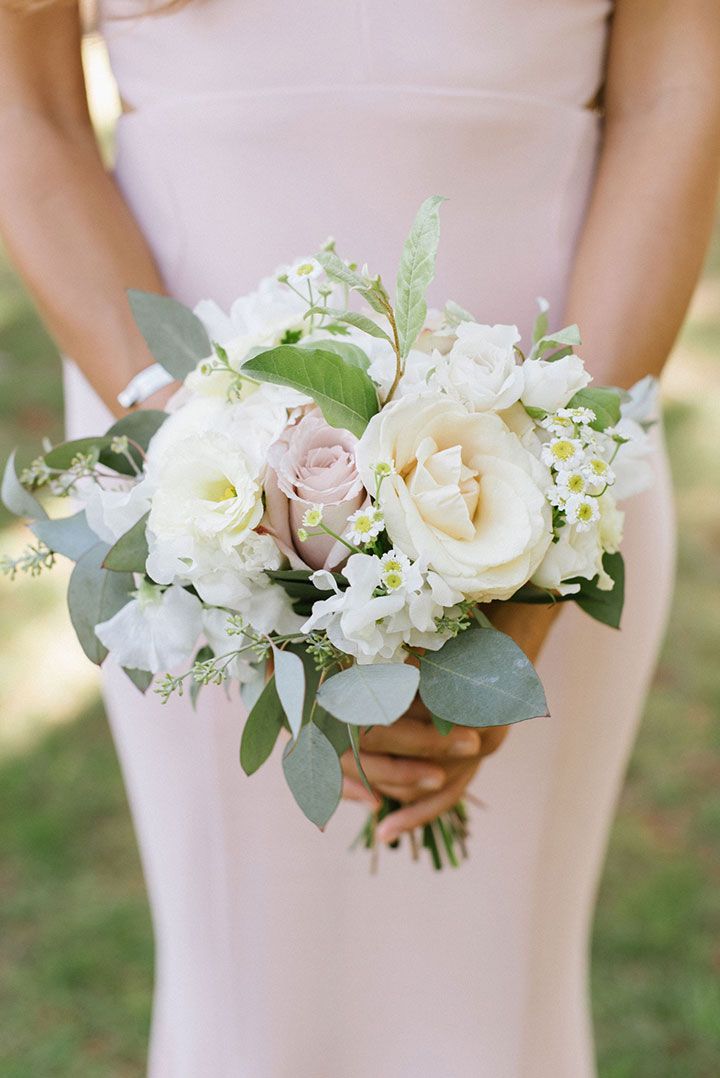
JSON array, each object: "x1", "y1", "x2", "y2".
[{"x1": 64, "y1": 2, "x2": 676, "y2": 1074}]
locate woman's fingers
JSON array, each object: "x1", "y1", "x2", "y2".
[
  {"x1": 360, "y1": 716, "x2": 481, "y2": 761},
  {"x1": 342, "y1": 776, "x2": 378, "y2": 805},
  {"x1": 341, "y1": 750, "x2": 447, "y2": 803},
  {"x1": 374, "y1": 762, "x2": 479, "y2": 843}
]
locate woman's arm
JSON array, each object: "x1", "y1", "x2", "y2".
[
  {"x1": 360, "y1": 0, "x2": 720, "y2": 842},
  {"x1": 0, "y1": 4, "x2": 170, "y2": 415}
]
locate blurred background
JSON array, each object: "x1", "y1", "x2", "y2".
[{"x1": 1, "y1": 30, "x2": 719, "y2": 1078}]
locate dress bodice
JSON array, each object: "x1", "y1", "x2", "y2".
[{"x1": 98, "y1": 1, "x2": 613, "y2": 350}]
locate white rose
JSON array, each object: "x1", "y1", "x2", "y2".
[
  {"x1": 355, "y1": 394, "x2": 553, "y2": 601},
  {"x1": 429, "y1": 322, "x2": 524, "y2": 412},
  {"x1": 521, "y1": 353, "x2": 591, "y2": 413}
]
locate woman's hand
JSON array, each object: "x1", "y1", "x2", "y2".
[{"x1": 341, "y1": 602, "x2": 560, "y2": 842}]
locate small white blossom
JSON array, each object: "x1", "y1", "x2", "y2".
[
  {"x1": 583, "y1": 456, "x2": 615, "y2": 492},
  {"x1": 346, "y1": 506, "x2": 384, "y2": 545},
  {"x1": 301, "y1": 504, "x2": 324, "y2": 529},
  {"x1": 556, "y1": 406, "x2": 596, "y2": 426},
  {"x1": 379, "y1": 549, "x2": 415, "y2": 591},
  {"x1": 541, "y1": 437, "x2": 585, "y2": 471},
  {"x1": 565, "y1": 494, "x2": 601, "y2": 531},
  {"x1": 285, "y1": 258, "x2": 323, "y2": 287}
]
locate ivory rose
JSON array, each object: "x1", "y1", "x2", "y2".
[
  {"x1": 263, "y1": 412, "x2": 366, "y2": 570},
  {"x1": 355, "y1": 394, "x2": 553, "y2": 600},
  {"x1": 520, "y1": 353, "x2": 591, "y2": 413},
  {"x1": 429, "y1": 321, "x2": 524, "y2": 412}
]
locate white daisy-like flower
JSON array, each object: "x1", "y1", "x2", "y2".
[
  {"x1": 346, "y1": 506, "x2": 385, "y2": 545},
  {"x1": 565, "y1": 494, "x2": 601, "y2": 531},
  {"x1": 379, "y1": 548, "x2": 413, "y2": 591},
  {"x1": 301, "y1": 504, "x2": 324, "y2": 529},
  {"x1": 583, "y1": 456, "x2": 615, "y2": 491},
  {"x1": 556, "y1": 469, "x2": 589, "y2": 498},
  {"x1": 541, "y1": 437, "x2": 585, "y2": 471},
  {"x1": 540, "y1": 413, "x2": 576, "y2": 435},
  {"x1": 284, "y1": 258, "x2": 323, "y2": 287},
  {"x1": 556, "y1": 406, "x2": 596, "y2": 426}
]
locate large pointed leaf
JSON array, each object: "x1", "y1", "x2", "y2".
[
  {"x1": 240, "y1": 674, "x2": 285, "y2": 775},
  {"x1": 306, "y1": 307, "x2": 392, "y2": 342},
  {"x1": 395, "y1": 195, "x2": 446, "y2": 358},
  {"x1": 243, "y1": 345, "x2": 379, "y2": 437},
  {"x1": 572, "y1": 552, "x2": 625, "y2": 629},
  {"x1": 300, "y1": 338, "x2": 370, "y2": 371},
  {"x1": 567, "y1": 387, "x2": 622, "y2": 432},
  {"x1": 31, "y1": 511, "x2": 97, "y2": 562},
  {"x1": 103, "y1": 513, "x2": 150, "y2": 573},
  {"x1": 282, "y1": 721, "x2": 342, "y2": 829},
  {"x1": 272, "y1": 645, "x2": 305, "y2": 739},
  {"x1": 315, "y1": 251, "x2": 388, "y2": 315},
  {"x1": 67, "y1": 542, "x2": 134, "y2": 664},
  {"x1": 2, "y1": 450, "x2": 47, "y2": 520},
  {"x1": 128, "y1": 290, "x2": 211, "y2": 380},
  {"x1": 317, "y1": 662, "x2": 419, "y2": 727},
  {"x1": 418, "y1": 626, "x2": 547, "y2": 728}
]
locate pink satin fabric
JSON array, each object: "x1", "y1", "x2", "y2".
[{"x1": 63, "y1": 3, "x2": 676, "y2": 1074}]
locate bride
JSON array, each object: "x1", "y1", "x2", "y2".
[{"x1": 1, "y1": 2, "x2": 718, "y2": 1075}]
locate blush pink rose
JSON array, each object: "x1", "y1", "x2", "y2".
[{"x1": 263, "y1": 412, "x2": 366, "y2": 570}]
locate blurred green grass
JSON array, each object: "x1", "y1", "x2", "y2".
[{"x1": 1, "y1": 215, "x2": 719, "y2": 1076}]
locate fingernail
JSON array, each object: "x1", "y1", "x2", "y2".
[
  {"x1": 419, "y1": 774, "x2": 443, "y2": 791},
  {"x1": 449, "y1": 736, "x2": 478, "y2": 757}
]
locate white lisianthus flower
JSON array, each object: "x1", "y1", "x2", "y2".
[
  {"x1": 149, "y1": 432, "x2": 264, "y2": 556},
  {"x1": 428, "y1": 322, "x2": 524, "y2": 412},
  {"x1": 355, "y1": 394, "x2": 553, "y2": 601},
  {"x1": 302, "y1": 552, "x2": 465, "y2": 664},
  {"x1": 531, "y1": 525, "x2": 604, "y2": 596},
  {"x1": 80, "y1": 477, "x2": 153, "y2": 545},
  {"x1": 521, "y1": 353, "x2": 591, "y2": 413},
  {"x1": 95, "y1": 582, "x2": 203, "y2": 673}
]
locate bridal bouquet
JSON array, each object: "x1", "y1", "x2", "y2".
[{"x1": 3, "y1": 197, "x2": 655, "y2": 868}]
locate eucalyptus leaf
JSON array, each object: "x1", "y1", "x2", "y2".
[
  {"x1": 316, "y1": 662, "x2": 419, "y2": 727},
  {"x1": 103, "y1": 410, "x2": 168, "y2": 471},
  {"x1": 315, "y1": 251, "x2": 388, "y2": 315},
  {"x1": 2, "y1": 450, "x2": 47, "y2": 520},
  {"x1": 128, "y1": 290, "x2": 211, "y2": 380},
  {"x1": 567, "y1": 387, "x2": 622, "y2": 432},
  {"x1": 395, "y1": 195, "x2": 446, "y2": 358},
  {"x1": 123, "y1": 667, "x2": 154, "y2": 694},
  {"x1": 243, "y1": 345, "x2": 379, "y2": 437},
  {"x1": 282, "y1": 721, "x2": 343, "y2": 829},
  {"x1": 272, "y1": 645, "x2": 306, "y2": 739},
  {"x1": 418, "y1": 626, "x2": 548, "y2": 728},
  {"x1": 266, "y1": 568, "x2": 340, "y2": 602},
  {"x1": 300, "y1": 338, "x2": 370, "y2": 371},
  {"x1": 306, "y1": 307, "x2": 391, "y2": 342},
  {"x1": 313, "y1": 709, "x2": 351, "y2": 756},
  {"x1": 31, "y1": 511, "x2": 96, "y2": 561},
  {"x1": 102, "y1": 513, "x2": 150, "y2": 573},
  {"x1": 572, "y1": 552, "x2": 625, "y2": 629},
  {"x1": 532, "y1": 324, "x2": 581, "y2": 357},
  {"x1": 43, "y1": 437, "x2": 113, "y2": 472},
  {"x1": 346, "y1": 723, "x2": 373, "y2": 795},
  {"x1": 67, "y1": 542, "x2": 134, "y2": 665},
  {"x1": 240, "y1": 674, "x2": 285, "y2": 776}
]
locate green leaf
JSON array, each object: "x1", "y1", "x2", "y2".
[
  {"x1": 123, "y1": 667, "x2": 154, "y2": 694},
  {"x1": 418, "y1": 625, "x2": 548, "y2": 728},
  {"x1": 299, "y1": 337, "x2": 370, "y2": 371},
  {"x1": 266, "y1": 568, "x2": 340, "y2": 602},
  {"x1": 572, "y1": 552, "x2": 625, "y2": 629},
  {"x1": 2, "y1": 450, "x2": 47, "y2": 520},
  {"x1": 307, "y1": 307, "x2": 392, "y2": 342},
  {"x1": 531, "y1": 301, "x2": 549, "y2": 344},
  {"x1": 243, "y1": 345, "x2": 379, "y2": 437},
  {"x1": 30, "y1": 511, "x2": 96, "y2": 561},
  {"x1": 431, "y1": 715, "x2": 454, "y2": 735},
  {"x1": 282, "y1": 721, "x2": 343, "y2": 829},
  {"x1": 567, "y1": 387, "x2": 622, "y2": 432},
  {"x1": 43, "y1": 412, "x2": 167, "y2": 476},
  {"x1": 128, "y1": 290, "x2": 211, "y2": 380},
  {"x1": 444, "y1": 299, "x2": 476, "y2": 326},
  {"x1": 532, "y1": 324, "x2": 582, "y2": 357},
  {"x1": 523, "y1": 405, "x2": 548, "y2": 421},
  {"x1": 316, "y1": 662, "x2": 419, "y2": 726},
  {"x1": 395, "y1": 195, "x2": 446, "y2": 358},
  {"x1": 313, "y1": 709, "x2": 351, "y2": 756},
  {"x1": 67, "y1": 543, "x2": 134, "y2": 665},
  {"x1": 315, "y1": 251, "x2": 388, "y2": 315},
  {"x1": 240, "y1": 674, "x2": 285, "y2": 775},
  {"x1": 102, "y1": 513, "x2": 149, "y2": 573},
  {"x1": 272, "y1": 645, "x2": 306, "y2": 739}
]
